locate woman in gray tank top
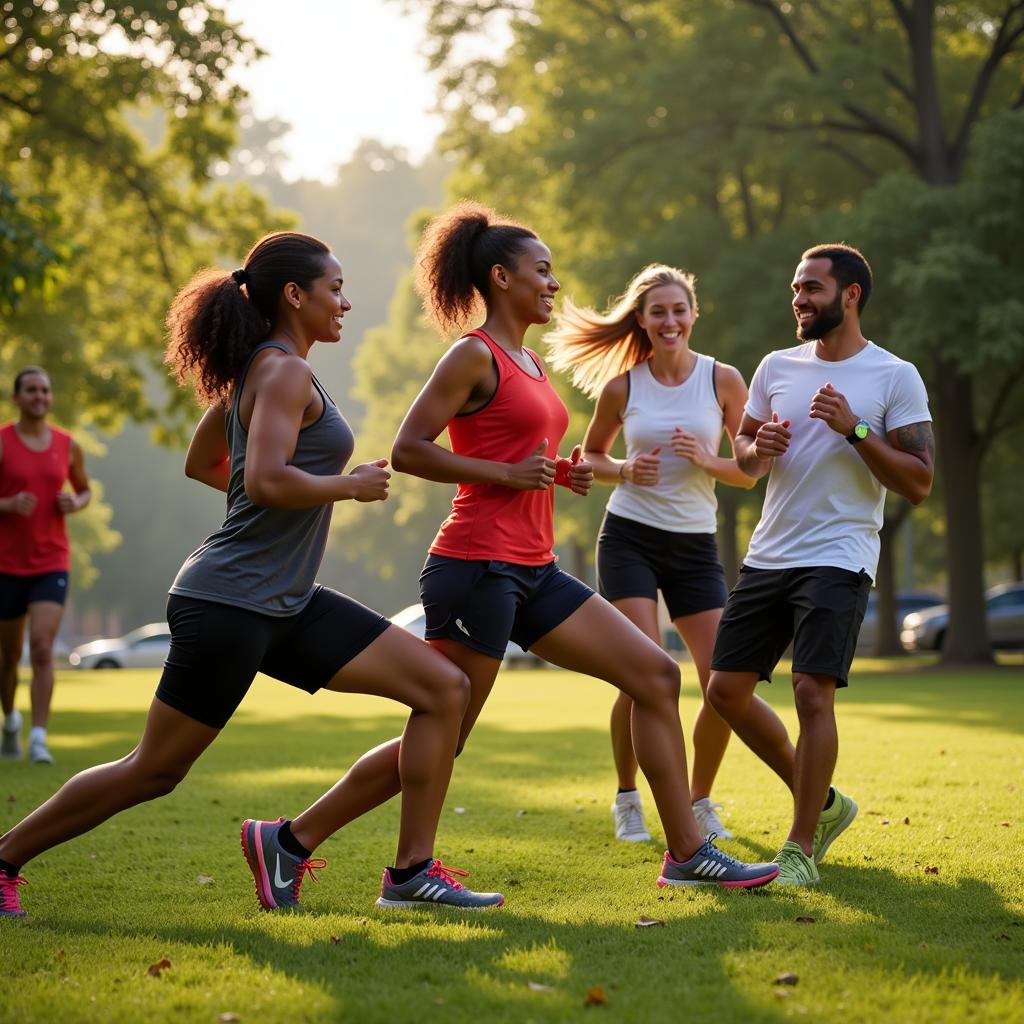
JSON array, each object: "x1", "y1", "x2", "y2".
[
  {"x1": 0, "y1": 232, "x2": 503, "y2": 917},
  {"x1": 547, "y1": 265, "x2": 757, "y2": 848}
]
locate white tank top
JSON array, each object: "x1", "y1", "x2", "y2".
[{"x1": 607, "y1": 353, "x2": 722, "y2": 533}]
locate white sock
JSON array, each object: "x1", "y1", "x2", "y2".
[
  {"x1": 3, "y1": 709, "x2": 20, "y2": 731},
  {"x1": 29, "y1": 726, "x2": 46, "y2": 744}
]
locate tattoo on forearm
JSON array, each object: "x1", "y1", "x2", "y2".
[{"x1": 895, "y1": 421, "x2": 934, "y2": 459}]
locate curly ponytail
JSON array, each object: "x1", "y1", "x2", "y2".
[
  {"x1": 166, "y1": 231, "x2": 332, "y2": 403},
  {"x1": 415, "y1": 200, "x2": 537, "y2": 335}
]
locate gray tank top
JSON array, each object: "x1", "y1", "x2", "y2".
[{"x1": 170, "y1": 341, "x2": 354, "y2": 616}]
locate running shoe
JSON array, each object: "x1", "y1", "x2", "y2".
[
  {"x1": 1, "y1": 710, "x2": 21, "y2": 760},
  {"x1": 240, "y1": 817, "x2": 326, "y2": 911},
  {"x1": 813, "y1": 787, "x2": 858, "y2": 864},
  {"x1": 376, "y1": 859, "x2": 505, "y2": 909},
  {"x1": 692, "y1": 797, "x2": 734, "y2": 841},
  {"x1": 28, "y1": 737, "x2": 53, "y2": 764},
  {"x1": 0, "y1": 873, "x2": 27, "y2": 917},
  {"x1": 612, "y1": 790, "x2": 651, "y2": 842},
  {"x1": 657, "y1": 838, "x2": 778, "y2": 888},
  {"x1": 773, "y1": 840, "x2": 820, "y2": 885}
]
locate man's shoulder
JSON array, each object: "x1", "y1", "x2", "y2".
[
  {"x1": 759, "y1": 342, "x2": 816, "y2": 369},
  {"x1": 862, "y1": 340, "x2": 920, "y2": 371}
]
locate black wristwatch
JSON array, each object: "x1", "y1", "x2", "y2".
[{"x1": 847, "y1": 418, "x2": 870, "y2": 445}]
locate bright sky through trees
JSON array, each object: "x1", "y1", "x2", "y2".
[{"x1": 221, "y1": 0, "x2": 447, "y2": 181}]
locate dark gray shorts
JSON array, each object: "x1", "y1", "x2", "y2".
[
  {"x1": 710, "y1": 564, "x2": 871, "y2": 687},
  {"x1": 419, "y1": 554, "x2": 593, "y2": 660}
]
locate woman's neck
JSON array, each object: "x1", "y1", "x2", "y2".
[
  {"x1": 480, "y1": 309, "x2": 528, "y2": 351},
  {"x1": 648, "y1": 346, "x2": 696, "y2": 385},
  {"x1": 267, "y1": 324, "x2": 312, "y2": 359}
]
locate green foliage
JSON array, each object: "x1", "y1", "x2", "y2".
[{"x1": 1, "y1": 662, "x2": 1022, "y2": 1022}]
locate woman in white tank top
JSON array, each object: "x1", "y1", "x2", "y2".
[{"x1": 547, "y1": 265, "x2": 756, "y2": 845}]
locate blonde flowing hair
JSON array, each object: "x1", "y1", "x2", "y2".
[{"x1": 546, "y1": 264, "x2": 697, "y2": 398}]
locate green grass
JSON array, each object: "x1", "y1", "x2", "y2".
[{"x1": 1, "y1": 659, "x2": 1022, "y2": 1023}]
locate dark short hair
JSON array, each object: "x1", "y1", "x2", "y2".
[
  {"x1": 801, "y1": 243, "x2": 873, "y2": 313},
  {"x1": 14, "y1": 366, "x2": 49, "y2": 394}
]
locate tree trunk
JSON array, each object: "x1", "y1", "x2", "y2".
[
  {"x1": 718, "y1": 488, "x2": 740, "y2": 589},
  {"x1": 873, "y1": 501, "x2": 912, "y2": 656},
  {"x1": 933, "y1": 364, "x2": 993, "y2": 663}
]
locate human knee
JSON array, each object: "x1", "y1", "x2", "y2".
[
  {"x1": 707, "y1": 673, "x2": 746, "y2": 719},
  {"x1": 28, "y1": 636, "x2": 55, "y2": 669},
  {"x1": 127, "y1": 755, "x2": 189, "y2": 798},
  {"x1": 792, "y1": 674, "x2": 835, "y2": 718},
  {"x1": 630, "y1": 653, "x2": 681, "y2": 706}
]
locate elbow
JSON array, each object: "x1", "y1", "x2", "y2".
[
  {"x1": 390, "y1": 437, "x2": 415, "y2": 475},
  {"x1": 909, "y1": 482, "x2": 932, "y2": 507}
]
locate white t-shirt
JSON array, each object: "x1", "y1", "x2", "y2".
[{"x1": 744, "y1": 340, "x2": 930, "y2": 580}]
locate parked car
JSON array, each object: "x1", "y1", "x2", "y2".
[
  {"x1": 68, "y1": 623, "x2": 172, "y2": 669},
  {"x1": 900, "y1": 583, "x2": 1024, "y2": 652},
  {"x1": 391, "y1": 604, "x2": 545, "y2": 668},
  {"x1": 856, "y1": 591, "x2": 944, "y2": 653}
]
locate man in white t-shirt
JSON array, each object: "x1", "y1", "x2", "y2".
[{"x1": 707, "y1": 243, "x2": 934, "y2": 886}]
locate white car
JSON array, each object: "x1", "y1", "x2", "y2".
[
  {"x1": 68, "y1": 623, "x2": 172, "y2": 670},
  {"x1": 391, "y1": 604, "x2": 544, "y2": 668}
]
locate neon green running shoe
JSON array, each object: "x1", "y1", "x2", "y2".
[
  {"x1": 813, "y1": 787, "x2": 858, "y2": 864},
  {"x1": 773, "y1": 841, "x2": 820, "y2": 886}
]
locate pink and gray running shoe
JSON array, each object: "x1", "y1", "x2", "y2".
[
  {"x1": 240, "y1": 817, "x2": 326, "y2": 911},
  {"x1": 0, "y1": 873, "x2": 27, "y2": 917},
  {"x1": 657, "y1": 837, "x2": 779, "y2": 889},
  {"x1": 376, "y1": 859, "x2": 504, "y2": 909}
]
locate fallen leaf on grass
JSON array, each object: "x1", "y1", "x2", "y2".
[
  {"x1": 527, "y1": 981, "x2": 554, "y2": 992},
  {"x1": 329, "y1": 936, "x2": 342, "y2": 945},
  {"x1": 147, "y1": 959, "x2": 172, "y2": 977},
  {"x1": 863, "y1": 855, "x2": 873, "y2": 861},
  {"x1": 999, "y1": 821, "x2": 1011, "y2": 827},
  {"x1": 636, "y1": 916, "x2": 665, "y2": 928},
  {"x1": 218, "y1": 1015, "x2": 240, "y2": 1023},
  {"x1": 924, "y1": 866, "x2": 939, "y2": 875},
  {"x1": 196, "y1": 875, "x2": 215, "y2": 886},
  {"x1": 903, "y1": 817, "x2": 910, "y2": 825},
  {"x1": 774, "y1": 973, "x2": 799, "y2": 986},
  {"x1": 996, "y1": 934, "x2": 1011, "y2": 942},
  {"x1": 584, "y1": 985, "x2": 607, "y2": 1006},
  {"x1": 515, "y1": 809, "x2": 527, "y2": 817},
  {"x1": 794, "y1": 916, "x2": 816, "y2": 925},
  {"x1": 881, "y1": 819, "x2": 890, "y2": 826},
  {"x1": 453, "y1": 807, "x2": 465, "y2": 814}
]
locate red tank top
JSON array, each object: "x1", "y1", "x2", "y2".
[
  {"x1": 430, "y1": 330, "x2": 569, "y2": 565},
  {"x1": 0, "y1": 422, "x2": 72, "y2": 574}
]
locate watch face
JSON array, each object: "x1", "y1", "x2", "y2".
[{"x1": 854, "y1": 420, "x2": 869, "y2": 439}]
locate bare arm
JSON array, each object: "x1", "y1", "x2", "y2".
[
  {"x1": 56, "y1": 438, "x2": 91, "y2": 514},
  {"x1": 391, "y1": 338, "x2": 555, "y2": 490},
  {"x1": 245, "y1": 354, "x2": 390, "y2": 508},
  {"x1": 809, "y1": 384, "x2": 933, "y2": 505},
  {"x1": 583, "y1": 374, "x2": 663, "y2": 486},
  {"x1": 184, "y1": 404, "x2": 231, "y2": 493},
  {"x1": 735, "y1": 410, "x2": 791, "y2": 479},
  {"x1": 672, "y1": 364, "x2": 757, "y2": 489}
]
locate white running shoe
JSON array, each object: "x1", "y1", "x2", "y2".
[
  {"x1": 692, "y1": 797, "x2": 734, "y2": 840},
  {"x1": 612, "y1": 790, "x2": 650, "y2": 842},
  {"x1": 1, "y1": 709, "x2": 22, "y2": 760},
  {"x1": 28, "y1": 736, "x2": 53, "y2": 764}
]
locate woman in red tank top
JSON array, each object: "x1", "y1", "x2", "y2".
[{"x1": 391, "y1": 202, "x2": 778, "y2": 890}]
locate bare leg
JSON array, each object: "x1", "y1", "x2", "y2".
[
  {"x1": 606, "y1": 598, "x2": 661, "y2": 791},
  {"x1": 26, "y1": 601, "x2": 63, "y2": 729},
  {"x1": 289, "y1": 626, "x2": 474, "y2": 868},
  {"x1": 675, "y1": 608, "x2": 731, "y2": 801},
  {"x1": 0, "y1": 697, "x2": 219, "y2": 867},
  {"x1": 0, "y1": 616, "x2": 25, "y2": 718},
  {"x1": 531, "y1": 595, "x2": 704, "y2": 860},
  {"x1": 788, "y1": 673, "x2": 838, "y2": 855},
  {"x1": 707, "y1": 670, "x2": 796, "y2": 790}
]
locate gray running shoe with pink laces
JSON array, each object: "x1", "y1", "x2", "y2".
[{"x1": 376, "y1": 859, "x2": 504, "y2": 909}]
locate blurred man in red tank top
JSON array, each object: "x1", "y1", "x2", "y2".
[{"x1": 0, "y1": 368, "x2": 91, "y2": 764}]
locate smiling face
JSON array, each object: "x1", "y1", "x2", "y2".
[
  {"x1": 498, "y1": 237, "x2": 560, "y2": 325},
  {"x1": 13, "y1": 371, "x2": 53, "y2": 422},
  {"x1": 294, "y1": 252, "x2": 351, "y2": 344},
  {"x1": 792, "y1": 257, "x2": 847, "y2": 341},
  {"x1": 636, "y1": 283, "x2": 695, "y2": 353}
]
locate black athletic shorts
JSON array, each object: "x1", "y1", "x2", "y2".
[
  {"x1": 710, "y1": 564, "x2": 871, "y2": 688},
  {"x1": 0, "y1": 571, "x2": 69, "y2": 619},
  {"x1": 596, "y1": 511, "x2": 727, "y2": 619},
  {"x1": 156, "y1": 587, "x2": 390, "y2": 729},
  {"x1": 419, "y1": 554, "x2": 594, "y2": 660}
]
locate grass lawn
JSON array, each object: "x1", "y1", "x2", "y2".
[{"x1": 1, "y1": 658, "x2": 1022, "y2": 1023}]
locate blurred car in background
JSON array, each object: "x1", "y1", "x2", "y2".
[
  {"x1": 68, "y1": 622, "x2": 172, "y2": 669},
  {"x1": 391, "y1": 604, "x2": 545, "y2": 668},
  {"x1": 901, "y1": 582, "x2": 1024, "y2": 652},
  {"x1": 856, "y1": 591, "x2": 944, "y2": 654}
]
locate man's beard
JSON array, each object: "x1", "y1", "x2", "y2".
[{"x1": 797, "y1": 292, "x2": 844, "y2": 340}]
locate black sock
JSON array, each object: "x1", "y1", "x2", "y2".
[
  {"x1": 277, "y1": 820, "x2": 312, "y2": 860},
  {"x1": 388, "y1": 858, "x2": 433, "y2": 884},
  {"x1": 0, "y1": 858, "x2": 21, "y2": 878},
  {"x1": 617, "y1": 787, "x2": 638, "y2": 795},
  {"x1": 822, "y1": 787, "x2": 836, "y2": 811}
]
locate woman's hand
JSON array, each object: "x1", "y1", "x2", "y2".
[{"x1": 347, "y1": 459, "x2": 391, "y2": 502}]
